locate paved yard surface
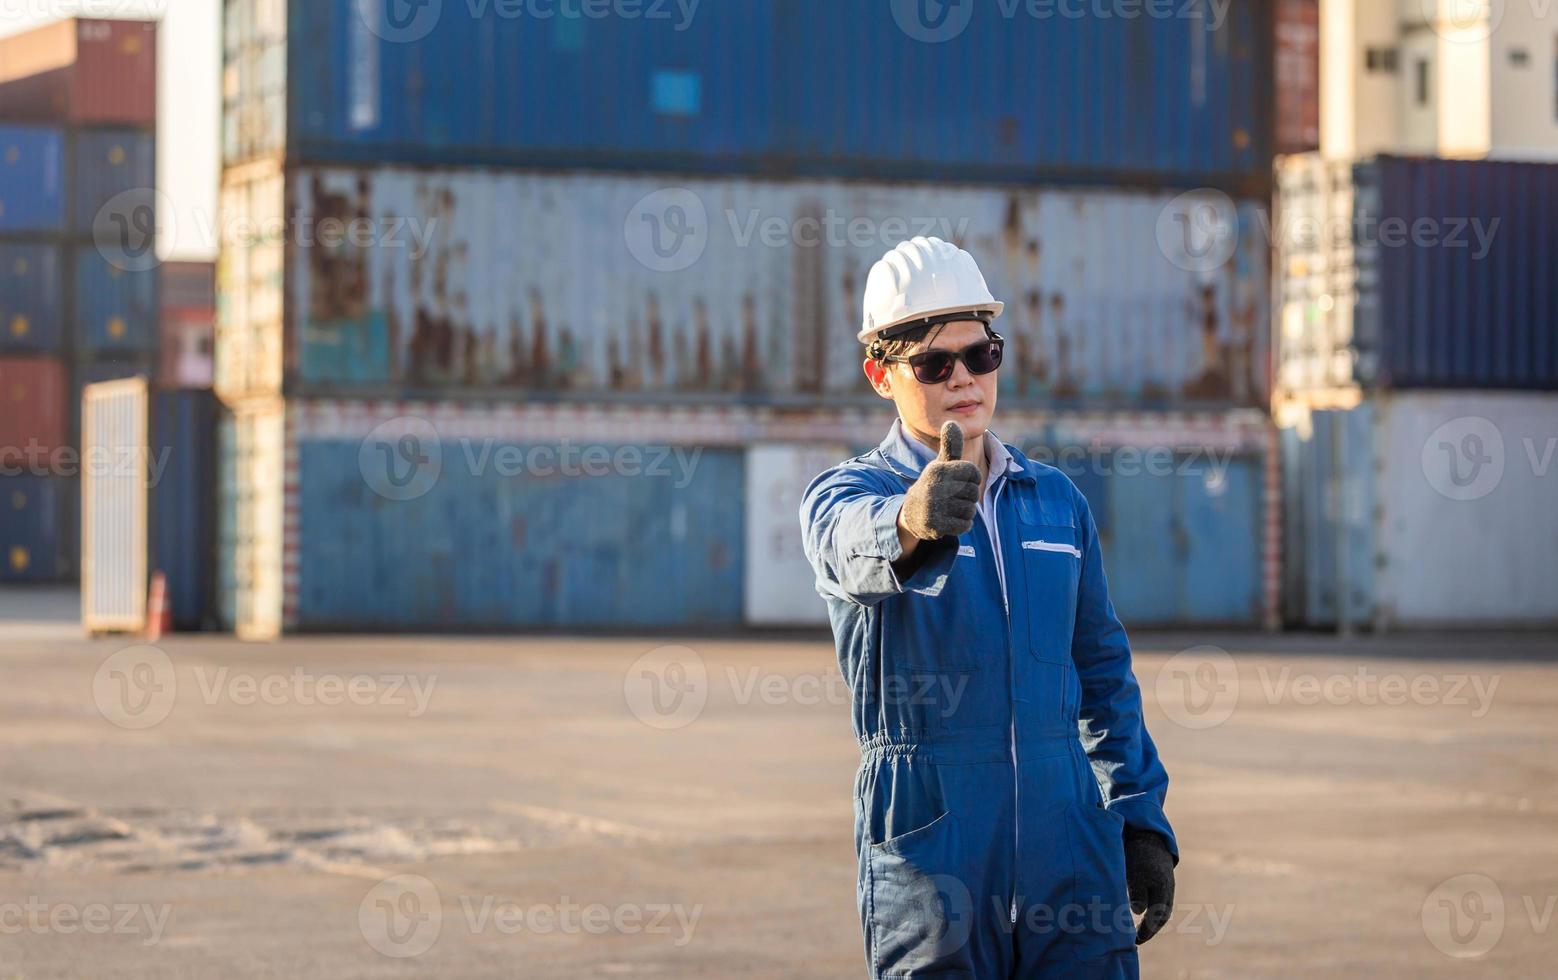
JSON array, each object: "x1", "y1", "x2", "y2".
[{"x1": 0, "y1": 589, "x2": 1554, "y2": 978}]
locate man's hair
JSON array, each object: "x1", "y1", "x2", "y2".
[{"x1": 868, "y1": 319, "x2": 995, "y2": 361}]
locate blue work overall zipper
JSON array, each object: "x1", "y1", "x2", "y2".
[{"x1": 989, "y1": 477, "x2": 1019, "y2": 926}]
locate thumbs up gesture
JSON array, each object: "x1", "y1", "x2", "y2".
[{"x1": 898, "y1": 421, "x2": 981, "y2": 542}]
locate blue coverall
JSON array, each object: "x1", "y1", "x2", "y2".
[{"x1": 800, "y1": 420, "x2": 1177, "y2": 979}]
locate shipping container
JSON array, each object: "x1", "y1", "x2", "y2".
[
  {"x1": 161, "y1": 260, "x2": 215, "y2": 310},
  {"x1": 0, "y1": 242, "x2": 63, "y2": 352},
  {"x1": 1274, "y1": 0, "x2": 1319, "y2": 155},
  {"x1": 1278, "y1": 153, "x2": 1558, "y2": 396},
  {"x1": 223, "y1": 399, "x2": 1274, "y2": 636},
  {"x1": 1280, "y1": 391, "x2": 1558, "y2": 629},
  {"x1": 73, "y1": 247, "x2": 158, "y2": 353},
  {"x1": 161, "y1": 261, "x2": 215, "y2": 388},
  {"x1": 0, "y1": 474, "x2": 69, "y2": 582},
  {"x1": 70, "y1": 127, "x2": 155, "y2": 235},
  {"x1": 0, "y1": 124, "x2": 65, "y2": 232},
  {"x1": 246, "y1": 0, "x2": 1271, "y2": 192},
  {"x1": 0, "y1": 19, "x2": 157, "y2": 127},
  {"x1": 0, "y1": 355, "x2": 66, "y2": 467},
  {"x1": 81, "y1": 379, "x2": 220, "y2": 632},
  {"x1": 227, "y1": 168, "x2": 1270, "y2": 409}
]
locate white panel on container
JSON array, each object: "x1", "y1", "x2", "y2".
[
  {"x1": 745, "y1": 443, "x2": 849, "y2": 626},
  {"x1": 1375, "y1": 391, "x2": 1558, "y2": 627},
  {"x1": 81, "y1": 378, "x2": 148, "y2": 634}
]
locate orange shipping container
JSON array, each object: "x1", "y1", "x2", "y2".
[{"x1": 0, "y1": 19, "x2": 156, "y2": 127}]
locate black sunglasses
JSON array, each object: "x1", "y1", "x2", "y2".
[{"x1": 881, "y1": 334, "x2": 1005, "y2": 385}]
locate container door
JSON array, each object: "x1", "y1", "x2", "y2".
[
  {"x1": 81, "y1": 377, "x2": 149, "y2": 633},
  {"x1": 1178, "y1": 455, "x2": 1262, "y2": 623}
]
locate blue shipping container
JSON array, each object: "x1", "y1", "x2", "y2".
[
  {"x1": 1355, "y1": 156, "x2": 1558, "y2": 391},
  {"x1": 280, "y1": 0, "x2": 1270, "y2": 191},
  {"x1": 0, "y1": 474, "x2": 68, "y2": 582},
  {"x1": 73, "y1": 248, "x2": 158, "y2": 353},
  {"x1": 0, "y1": 243, "x2": 63, "y2": 353},
  {"x1": 149, "y1": 390, "x2": 219, "y2": 629},
  {"x1": 294, "y1": 441, "x2": 745, "y2": 629},
  {"x1": 71, "y1": 128, "x2": 156, "y2": 236},
  {"x1": 1014, "y1": 432, "x2": 1264, "y2": 625},
  {"x1": 0, "y1": 125, "x2": 65, "y2": 232}
]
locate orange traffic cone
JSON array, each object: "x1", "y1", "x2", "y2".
[{"x1": 145, "y1": 571, "x2": 173, "y2": 641}]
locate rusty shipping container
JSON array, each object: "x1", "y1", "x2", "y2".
[
  {"x1": 220, "y1": 168, "x2": 1269, "y2": 409},
  {"x1": 1274, "y1": 0, "x2": 1319, "y2": 155},
  {"x1": 0, "y1": 355, "x2": 66, "y2": 468},
  {"x1": 0, "y1": 19, "x2": 157, "y2": 127}
]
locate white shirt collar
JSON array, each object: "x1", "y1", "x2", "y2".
[{"x1": 890, "y1": 417, "x2": 1023, "y2": 480}]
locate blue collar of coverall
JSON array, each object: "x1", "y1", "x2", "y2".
[{"x1": 876, "y1": 416, "x2": 1037, "y2": 487}]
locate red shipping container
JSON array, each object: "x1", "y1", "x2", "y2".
[
  {"x1": 1276, "y1": 0, "x2": 1320, "y2": 155},
  {"x1": 0, "y1": 356, "x2": 66, "y2": 468},
  {"x1": 0, "y1": 19, "x2": 156, "y2": 127}
]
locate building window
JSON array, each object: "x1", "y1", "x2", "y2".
[
  {"x1": 1415, "y1": 59, "x2": 1431, "y2": 106},
  {"x1": 1365, "y1": 47, "x2": 1399, "y2": 72}
]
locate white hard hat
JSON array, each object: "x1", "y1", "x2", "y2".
[{"x1": 859, "y1": 236, "x2": 1004, "y2": 345}]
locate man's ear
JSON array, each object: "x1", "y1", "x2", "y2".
[{"x1": 863, "y1": 358, "x2": 894, "y2": 399}]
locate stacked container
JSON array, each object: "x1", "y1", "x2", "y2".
[
  {"x1": 1276, "y1": 154, "x2": 1558, "y2": 628},
  {"x1": 219, "y1": 0, "x2": 1281, "y2": 636},
  {"x1": 0, "y1": 18, "x2": 159, "y2": 584}
]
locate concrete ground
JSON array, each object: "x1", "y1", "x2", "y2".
[{"x1": 0, "y1": 587, "x2": 1555, "y2": 978}]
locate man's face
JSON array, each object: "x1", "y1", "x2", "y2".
[{"x1": 864, "y1": 319, "x2": 999, "y2": 449}]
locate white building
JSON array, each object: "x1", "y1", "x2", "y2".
[{"x1": 1320, "y1": 0, "x2": 1558, "y2": 160}]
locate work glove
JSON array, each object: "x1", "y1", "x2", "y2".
[
  {"x1": 898, "y1": 420, "x2": 980, "y2": 542},
  {"x1": 1124, "y1": 828, "x2": 1176, "y2": 945}
]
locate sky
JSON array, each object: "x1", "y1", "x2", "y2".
[{"x1": 1, "y1": 0, "x2": 220, "y2": 261}]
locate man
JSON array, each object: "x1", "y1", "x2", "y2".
[{"x1": 799, "y1": 237, "x2": 1177, "y2": 978}]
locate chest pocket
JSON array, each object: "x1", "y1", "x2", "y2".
[{"x1": 1013, "y1": 494, "x2": 1082, "y2": 664}]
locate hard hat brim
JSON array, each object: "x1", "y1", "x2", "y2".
[{"x1": 857, "y1": 301, "x2": 1005, "y2": 345}]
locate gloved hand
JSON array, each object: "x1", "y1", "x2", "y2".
[
  {"x1": 898, "y1": 420, "x2": 980, "y2": 542},
  {"x1": 1124, "y1": 828, "x2": 1176, "y2": 945}
]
